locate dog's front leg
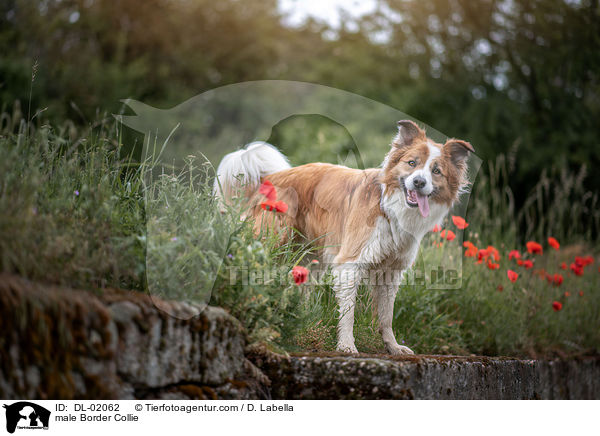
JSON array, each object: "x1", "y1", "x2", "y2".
[
  {"x1": 373, "y1": 281, "x2": 415, "y2": 355},
  {"x1": 333, "y1": 264, "x2": 360, "y2": 354}
]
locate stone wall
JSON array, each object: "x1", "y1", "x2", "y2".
[
  {"x1": 251, "y1": 352, "x2": 600, "y2": 399},
  {"x1": 0, "y1": 274, "x2": 268, "y2": 399}
]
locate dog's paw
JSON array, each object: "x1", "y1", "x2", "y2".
[
  {"x1": 336, "y1": 343, "x2": 359, "y2": 354},
  {"x1": 386, "y1": 343, "x2": 415, "y2": 355}
]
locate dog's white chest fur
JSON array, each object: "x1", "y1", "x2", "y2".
[{"x1": 358, "y1": 188, "x2": 447, "y2": 269}]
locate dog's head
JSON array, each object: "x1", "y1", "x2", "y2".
[{"x1": 382, "y1": 120, "x2": 474, "y2": 218}]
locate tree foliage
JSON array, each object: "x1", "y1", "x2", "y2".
[{"x1": 1, "y1": 0, "x2": 599, "y2": 194}]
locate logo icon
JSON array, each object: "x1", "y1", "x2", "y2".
[{"x1": 3, "y1": 402, "x2": 50, "y2": 434}]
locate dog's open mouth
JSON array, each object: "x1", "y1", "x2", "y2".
[{"x1": 402, "y1": 183, "x2": 430, "y2": 218}]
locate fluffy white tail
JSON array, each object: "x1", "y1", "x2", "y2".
[{"x1": 213, "y1": 141, "x2": 291, "y2": 205}]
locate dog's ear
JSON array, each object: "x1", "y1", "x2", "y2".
[
  {"x1": 444, "y1": 139, "x2": 474, "y2": 167},
  {"x1": 393, "y1": 120, "x2": 425, "y2": 148}
]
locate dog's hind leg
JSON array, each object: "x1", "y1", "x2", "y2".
[
  {"x1": 333, "y1": 263, "x2": 361, "y2": 354},
  {"x1": 373, "y1": 271, "x2": 414, "y2": 355}
]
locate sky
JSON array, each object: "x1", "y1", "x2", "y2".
[{"x1": 278, "y1": 0, "x2": 379, "y2": 29}]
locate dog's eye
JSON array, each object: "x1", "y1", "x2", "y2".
[
  {"x1": 432, "y1": 167, "x2": 441, "y2": 175},
  {"x1": 407, "y1": 160, "x2": 416, "y2": 167}
]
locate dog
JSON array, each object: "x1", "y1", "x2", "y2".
[{"x1": 214, "y1": 120, "x2": 473, "y2": 354}]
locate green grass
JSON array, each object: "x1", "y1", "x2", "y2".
[
  {"x1": 0, "y1": 115, "x2": 146, "y2": 290},
  {"x1": 448, "y1": 242, "x2": 600, "y2": 357},
  {"x1": 1, "y1": 112, "x2": 598, "y2": 358}
]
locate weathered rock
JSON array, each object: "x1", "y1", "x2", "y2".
[
  {"x1": 252, "y1": 352, "x2": 600, "y2": 399},
  {"x1": 0, "y1": 274, "x2": 269, "y2": 399}
]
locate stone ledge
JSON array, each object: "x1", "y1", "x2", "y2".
[
  {"x1": 0, "y1": 274, "x2": 268, "y2": 399},
  {"x1": 252, "y1": 352, "x2": 600, "y2": 399}
]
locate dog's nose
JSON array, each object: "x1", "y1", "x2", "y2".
[{"x1": 413, "y1": 176, "x2": 426, "y2": 190}]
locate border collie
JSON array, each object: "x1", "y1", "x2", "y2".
[{"x1": 214, "y1": 120, "x2": 473, "y2": 354}]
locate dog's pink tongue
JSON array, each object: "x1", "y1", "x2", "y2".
[{"x1": 416, "y1": 192, "x2": 430, "y2": 218}]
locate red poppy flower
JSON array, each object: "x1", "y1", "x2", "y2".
[
  {"x1": 261, "y1": 200, "x2": 288, "y2": 213},
  {"x1": 517, "y1": 259, "x2": 524, "y2": 266},
  {"x1": 465, "y1": 247, "x2": 477, "y2": 257},
  {"x1": 560, "y1": 262, "x2": 567, "y2": 270},
  {"x1": 576, "y1": 256, "x2": 594, "y2": 267},
  {"x1": 548, "y1": 237, "x2": 560, "y2": 250},
  {"x1": 291, "y1": 266, "x2": 309, "y2": 285},
  {"x1": 432, "y1": 224, "x2": 442, "y2": 233},
  {"x1": 523, "y1": 260, "x2": 533, "y2": 269},
  {"x1": 507, "y1": 270, "x2": 518, "y2": 283},
  {"x1": 497, "y1": 285, "x2": 504, "y2": 292},
  {"x1": 477, "y1": 248, "x2": 490, "y2": 264},
  {"x1": 452, "y1": 215, "x2": 469, "y2": 229},
  {"x1": 259, "y1": 179, "x2": 277, "y2": 201},
  {"x1": 441, "y1": 229, "x2": 456, "y2": 241},
  {"x1": 551, "y1": 273, "x2": 563, "y2": 286},
  {"x1": 276, "y1": 201, "x2": 289, "y2": 213},
  {"x1": 570, "y1": 263, "x2": 584, "y2": 276},
  {"x1": 486, "y1": 259, "x2": 500, "y2": 270},
  {"x1": 564, "y1": 291, "x2": 571, "y2": 297},
  {"x1": 552, "y1": 301, "x2": 563, "y2": 312},
  {"x1": 579, "y1": 290, "x2": 584, "y2": 297},
  {"x1": 526, "y1": 241, "x2": 543, "y2": 255},
  {"x1": 487, "y1": 245, "x2": 501, "y2": 261},
  {"x1": 463, "y1": 241, "x2": 478, "y2": 257},
  {"x1": 508, "y1": 250, "x2": 521, "y2": 261}
]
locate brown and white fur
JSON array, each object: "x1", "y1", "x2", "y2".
[{"x1": 214, "y1": 120, "x2": 474, "y2": 355}]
